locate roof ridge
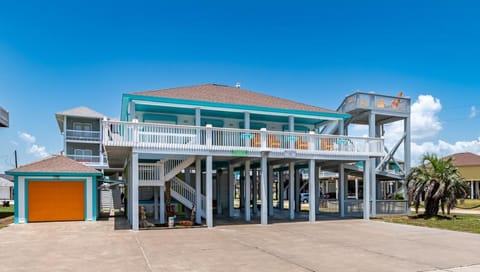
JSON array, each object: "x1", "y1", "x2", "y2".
[{"x1": 130, "y1": 83, "x2": 338, "y2": 114}]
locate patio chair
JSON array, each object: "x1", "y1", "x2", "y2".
[
  {"x1": 251, "y1": 133, "x2": 261, "y2": 147},
  {"x1": 295, "y1": 138, "x2": 308, "y2": 149},
  {"x1": 268, "y1": 135, "x2": 281, "y2": 148},
  {"x1": 376, "y1": 99, "x2": 386, "y2": 108},
  {"x1": 321, "y1": 138, "x2": 334, "y2": 150}
]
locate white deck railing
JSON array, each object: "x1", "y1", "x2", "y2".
[
  {"x1": 103, "y1": 120, "x2": 383, "y2": 156},
  {"x1": 67, "y1": 154, "x2": 108, "y2": 165},
  {"x1": 139, "y1": 163, "x2": 160, "y2": 182},
  {"x1": 375, "y1": 200, "x2": 408, "y2": 215},
  {"x1": 338, "y1": 92, "x2": 410, "y2": 114},
  {"x1": 66, "y1": 129, "x2": 101, "y2": 142},
  {"x1": 171, "y1": 177, "x2": 206, "y2": 213}
]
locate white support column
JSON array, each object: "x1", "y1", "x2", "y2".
[
  {"x1": 131, "y1": 152, "x2": 139, "y2": 231},
  {"x1": 289, "y1": 162, "x2": 295, "y2": 220},
  {"x1": 268, "y1": 165, "x2": 274, "y2": 216},
  {"x1": 355, "y1": 178, "x2": 359, "y2": 200},
  {"x1": 240, "y1": 170, "x2": 245, "y2": 212},
  {"x1": 261, "y1": 153, "x2": 268, "y2": 225},
  {"x1": 245, "y1": 160, "x2": 251, "y2": 221},
  {"x1": 159, "y1": 162, "x2": 165, "y2": 224},
  {"x1": 308, "y1": 159, "x2": 316, "y2": 223},
  {"x1": 195, "y1": 108, "x2": 201, "y2": 126},
  {"x1": 289, "y1": 115, "x2": 295, "y2": 149},
  {"x1": 339, "y1": 164, "x2": 345, "y2": 217},
  {"x1": 244, "y1": 112, "x2": 250, "y2": 129},
  {"x1": 371, "y1": 159, "x2": 376, "y2": 216},
  {"x1": 252, "y1": 170, "x2": 258, "y2": 214},
  {"x1": 476, "y1": 181, "x2": 480, "y2": 199},
  {"x1": 206, "y1": 155, "x2": 213, "y2": 228},
  {"x1": 315, "y1": 166, "x2": 320, "y2": 215},
  {"x1": 368, "y1": 112, "x2": 377, "y2": 217},
  {"x1": 288, "y1": 116, "x2": 294, "y2": 132},
  {"x1": 159, "y1": 186, "x2": 165, "y2": 224},
  {"x1": 217, "y1": 170, "x2": 222, "y2": 215},
  {"x1": 295, "y1": 168, "x2": 301, "y2": 212},
  {"x1": 471, "y1": 181, "x2": 475, "y2": 200},
  {"x1": 154, "y1": 186, "x2": 159, "y2": 221},
  {"x1": 228, "y1": 164, "x2": 235, "y2": 217},
  {"x1": 128, "y1": 159, "x2": 132, "y2": 223},
  {"x1": 195, "y1": 158, "x2": 202, "y2": 224},
  {"x1": 335, "y1": 179, "x2": 339, "y2": 200},
  {"x1": 338, "y1": 119, "x2": 345, "y2": 135},
  {"x1": 129, "y1": 102, "x2": 136, "y2": 121},
  {"x1": 279, "y1": 170, "x2": 284, "y2": 210},
  {"x1": 363, "y1": 159, "x2": 371, "y2": 220}
]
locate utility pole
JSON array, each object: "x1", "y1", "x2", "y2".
[{"x1": 14, "y1": 150, "x2": 18, "y2": 168}]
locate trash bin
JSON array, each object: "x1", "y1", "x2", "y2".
[{"x1": 168, "y1": 216, "x2": 175, "y2": 228}]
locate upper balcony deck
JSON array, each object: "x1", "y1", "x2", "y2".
[
  {"x1": 66, "y1": 129, "x2": 101, "y2": 142},
  {"x1": 102, "y1": 120, "x2": 384, "y2": 161},
  {"x1": 66, "y1": 154, "x2": 109, "y2": 169},
  {"x1": 338, "y1": 92, "x2": 410, "y2": 125}
]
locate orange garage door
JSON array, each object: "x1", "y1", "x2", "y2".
[{"x1": 28, "y1": 181, "x2": 85, "y2": 222}]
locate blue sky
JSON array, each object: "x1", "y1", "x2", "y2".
[{"x1": 1, "y1": 1, "x2": 480, "y2": 171}]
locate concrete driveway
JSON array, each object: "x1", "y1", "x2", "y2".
[{"x1": 1, "y1": 217, "x2": 479, "y2": 272}]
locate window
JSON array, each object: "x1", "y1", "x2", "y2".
[
  {"x1": 73, "y1": 122, "x2": 93, "y2": 138},
  {"x1": 74, "y1": 149, "x2": 93, "y2": 162}
]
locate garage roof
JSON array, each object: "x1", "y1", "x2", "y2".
[{"x1": 6, "y1": 155, "x2": 101, "y2": 176}]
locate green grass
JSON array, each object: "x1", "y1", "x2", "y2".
[
  {"x1": 376, "y1": 213, "x2": 480, "y2": 234},
  {"x1": 0, "y1": 205, "x2": 14, "y2": 219},
  {"x1": 411, "y1": 199, "x2": 480, "y2": 210},
  {"x1": 0, "y1": 205, "x2": 14, "y2": 229}
]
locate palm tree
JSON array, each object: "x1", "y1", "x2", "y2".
[{"x1": 407, "y1": 154, "x2": 468, "y2": 217}]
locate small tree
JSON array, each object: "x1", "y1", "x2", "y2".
[{"x1": 407, "y1": 154, "x2": 468, "y2": 217}]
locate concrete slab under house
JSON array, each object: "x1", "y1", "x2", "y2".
[{"x1": 6, "y1": 155, "x2": 102, "y2": 223}]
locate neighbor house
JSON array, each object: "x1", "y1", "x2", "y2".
[
  {"x1": 443, "y1": 152, "x2": 480, "y2": 199},
  {"x1": 0, "y1": 174, "x2": 13, "y2": 202}
]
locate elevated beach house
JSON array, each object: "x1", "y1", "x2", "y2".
[{"x1": 102, "y1": 84, "x2": 390, "y2": 229}]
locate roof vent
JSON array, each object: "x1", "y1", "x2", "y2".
[{"x1": 235, "y1": 82, "x2": 241, "y2": 88}]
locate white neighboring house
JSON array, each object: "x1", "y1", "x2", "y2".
[{"x1": 0, "y1": 175, "x2": 13, "y2": 203}]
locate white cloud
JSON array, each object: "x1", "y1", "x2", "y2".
[
  {"x1": 19, "y1": 132, "x2": 36, "y2": 144},
  {"x1": 411, "y1": 138, "x2": 480, "y2": 165},
  {"x1": 29, "y1": 144, "x2": 49, "y2": 158},
  {"x1": 348, "y1": 124, "x2": 368, "y2": 137},
  {"x1": 410, "y1": 95, "x2": 442, "y2": 140},
  {"x1": 18, "y1": 131, "x2": 49, "y2": 158},
  {"x1": 469, "y1": 106, "x2": 477, "y2": 119}
]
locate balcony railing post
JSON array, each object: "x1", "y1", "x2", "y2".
[
  {"x1": 260, "y1": 128, "x2": 267, "y2": 149},
  {"x1": 132, "y1": 119, "x2": 139, "y2": 144},
  {"x1": 206, "y1": 124, "x2": 213, "y2": 148},
  {"x1": 308, "y1": 131, "x2": 315, "y2": 151}
]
